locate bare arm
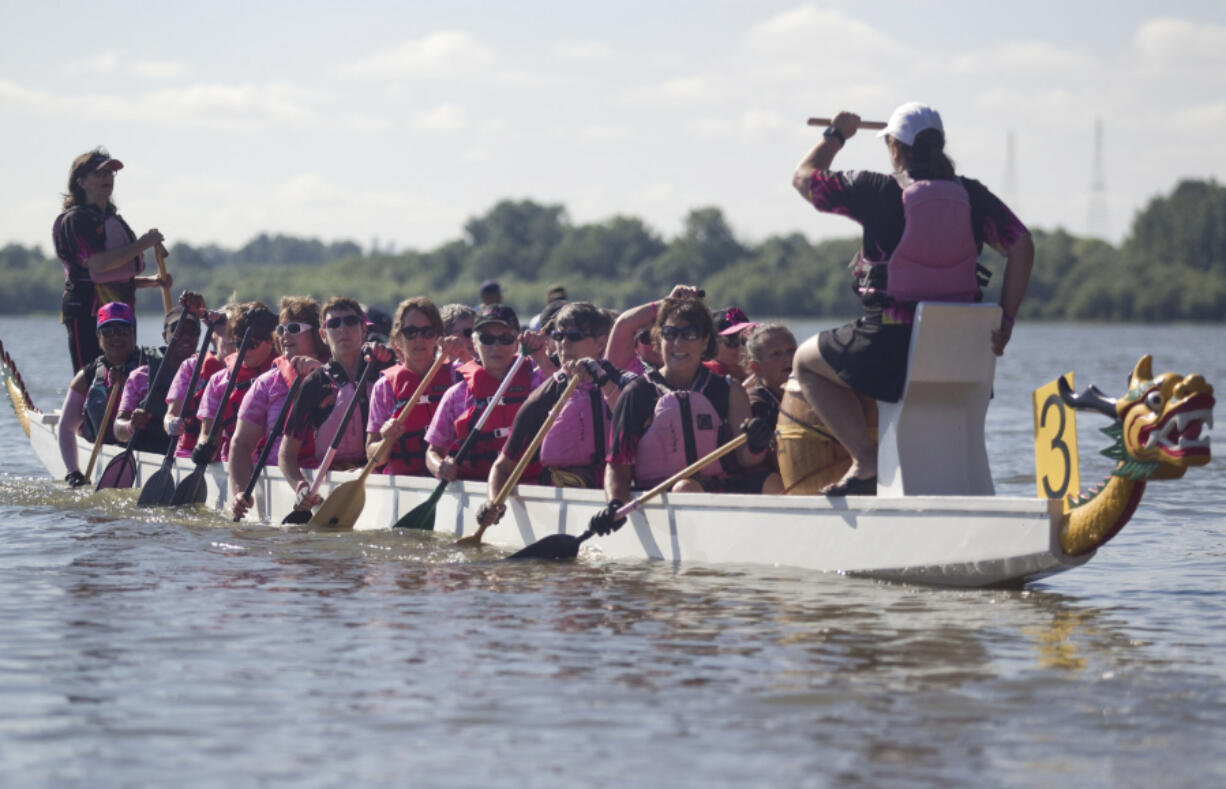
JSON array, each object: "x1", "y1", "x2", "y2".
[
  {"x1": 792, "y1": 111, "x2": 860, "y2": 199},
  {"x1": 727, "y1": 381, "x2": 765, "y2": 468},
  {"x1": 85, "y1": 229, "x2": 163, "y2": 275},
  {"x1": 603, "y1": 461, "x2": 633, "y2": 505},
  {"x1": 992, "y1": 234, "x2": 1035, "y2": 356},
  {"x1": 605, "y1": 284, "x2": 704, "y2": 368}
]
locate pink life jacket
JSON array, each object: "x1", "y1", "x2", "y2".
[
  {"x1": 313, "y1": 363, "x2": 370, "y2": 467},
  {"x1": 634, "y1": 369, "x2": 730, "y2": 488},
  {"x1": 539, "y1": 382, "x2": 609, "y2": 470},
  {"x1": 380, "y1": 361, "x2": 454, "y2": 476},
  {"x1": 882, "y1": 176, "x2": 980, "y2": 304}
]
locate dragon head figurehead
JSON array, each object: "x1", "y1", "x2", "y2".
[
  {"x1": 1117, "y1": 355, "x2": 1214, "y2": 479},
  {"x1": 1057, "y1": 355, "x2": 1215, "y2": 556}
]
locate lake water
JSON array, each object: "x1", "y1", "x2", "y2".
[{"x1": 1, "y1": 314, "x2": 1223, "y2": 787}]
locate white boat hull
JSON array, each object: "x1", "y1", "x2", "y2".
[{"x1": 22, "y1": 410, "x2": 1089, "y2": 587}]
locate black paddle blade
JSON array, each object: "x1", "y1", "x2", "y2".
[
  {"x1": 96, "y1": 452, "x2": 137, "y2": 490},
  {"x1": 170, "y1": 471, "x2": 208, "y2": 506},
  {"x1": 393, "y1": 485, "x2": 444, "y2": 530},
  {"x1": 137, "y1": 469, "x2": 176, "y2": 507},
  {"x1": 506, "y1": 533, "x2": 582, "y2": 561},
  {"x1": 281, "y1": 508, "x2": 312, "y2": 525}
]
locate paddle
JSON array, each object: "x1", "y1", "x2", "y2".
[
  {"x1": 83, "y1": 370, "x2": 126, "y2": 485},
  {"x1": 279, "y1": 354, "x2": 377, "y2": 526},
  {"x1": 507, "y1": 433, "x2": 748, "y2": 561},
  {"x1": 456, "y1": 371, "x2": 581, "y2": 547},
  {"x1": 138, "y1": 321, "x2": 217, "y2": 507},
  {"x1": 97, "y1": 302, "x2": 193, "y2": 490},
  {"x1": 293, "y1": 349, "x2": 449, "y2": 529},
  {"x1": 169, "y1": 323, "x2": 257, "y2": 507},
  {"x1": 394, "y1": 352, "x2": 531, "y2": 531},
  {"x1": 806, "y1": 117, "x2": 887, "y2": 129},
  {"x1": 233, "y1": 374, "x2": 304, "y2": 521},
  {"x1": 153, "y1": 243, "x2": 172, "y2": 314}
]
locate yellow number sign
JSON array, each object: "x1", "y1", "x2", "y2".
[{"x1": 1032, "y1": 373, "x2": 1080, "y2": 508}]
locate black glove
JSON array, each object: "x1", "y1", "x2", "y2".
[
  {"x1": 65, "y1": 470, "x2": 86, "y2": 488},
  {"x1": 589, "y1": 499, "x2": 627, "y2": 536},
  {"x1": 191, "y1": 441, "x2": 216, "y2": 466},
  {"x1": 742, "y1": 417, "x2": 773, "y2": 454}
]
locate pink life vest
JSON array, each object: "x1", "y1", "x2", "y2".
[
  {"x1": 634, "y1": 369, "x2": 729, "y2": 488},
  {"x1": 882, "y1": 177, "x2": 980, "y2": 303},
  {"x1": 539, "y1": 382, "x2": 609, "y2": 469}
]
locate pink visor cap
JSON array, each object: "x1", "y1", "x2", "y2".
[{"x1": 96, "y1": 301, "x2": 136, "y2": 329}]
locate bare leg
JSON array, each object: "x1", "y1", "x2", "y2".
[
  {"x1": 672, "y1": 478, "x2": 704, "y2": 493},
  {"x1": 792, "y1": 336, "x2": 876, "y2": 482}
]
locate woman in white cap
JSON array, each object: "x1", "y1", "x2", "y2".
[
  {"x1": 790, "y1": 103, "x2": 1034, "y2": 495},
  {"x1": 53, "y1": 148, "x2": 169, "y2": 373}
]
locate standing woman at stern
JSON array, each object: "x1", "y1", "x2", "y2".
[
  {"x1": 53, "y1": 148, "x2": 170, "y2": 373},
  {"x1": 791, "y1": 103, "x2": 1034, "y2": 495}
]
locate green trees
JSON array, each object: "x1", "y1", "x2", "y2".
[{"x1": 2, "y1": 179, "x2": 1222, "y2": 321}]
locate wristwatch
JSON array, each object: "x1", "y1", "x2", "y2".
[{"x1": 823, "y1": 125, "x2": 845, "y2": 145}]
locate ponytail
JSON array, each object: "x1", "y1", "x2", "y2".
[{"x1": 899, "y1": 129, "x2": 956, "y2": 181}]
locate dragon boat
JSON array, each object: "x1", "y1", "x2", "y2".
[{"x1": 2, "y1": 304, "x2": 1214, "y2": 588}]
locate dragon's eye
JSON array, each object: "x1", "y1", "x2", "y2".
[{"x1": 1145, "y1": 390, "x2": 1164, "y2": 411}]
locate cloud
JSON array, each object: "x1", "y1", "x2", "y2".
[
  {"x1": 1134, "y1": 17, "x2": 1226, "y2": 64},
  {"x1": 741, "y1": 4, "x2": 903, "y2": 64},
  {"x1": 951, "y1": 41, "x2": 1096, "y2": 76},
  {"x1": 619, "y1": 75, "x2": 713, "y2": 106},
  {"x1": 410, "y1": 103, "x2": 468, "y2": 133},
  {"x1": 64, "y1": 51, "x2": 190, "y2": 80},
  {"x1": 552, "y1": 40, "x2": 617, "y2": 62},
  {"x1": 145, "y1": 81, "x2": 320, "y2": 129},
  {"x1": 335, "y1": 30, "x2": 497, "y2": 81},
  {"x1": 690, "y1": 108, "x2": 794, "y2": 140}
]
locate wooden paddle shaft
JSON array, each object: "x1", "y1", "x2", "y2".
[
  {"x1": 615, "y1": 433, "x2": 748, "y2": 518},
  {"x1": 84, "y1": 373, "x2": 126, "y2": 482},
  {"x1": 493, "y1": 373, "x2": 581, "y2": 508},
  {"x1": 806, "y1": 117, "x2": 887, "y2": 130},
  {"x1": 154, "y1": 243, "x2": 172, "y2": 314}
]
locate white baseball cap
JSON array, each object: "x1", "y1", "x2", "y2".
[{"x1": 877, "y1": 102, "x2": 944, "y2": 146}]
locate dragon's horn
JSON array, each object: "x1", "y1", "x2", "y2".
[
  {"x1": 1130, "y1": 355, "x2": 1154, "y2": 390},
  {"x1": 1058, "y1": 375, "x2": 1118, "y2": 418}
]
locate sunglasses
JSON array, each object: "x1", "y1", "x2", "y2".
[
  {"x1": 276, "y1": 321, "x2": 316, "y2": 336},
  {"x1": 457, "y1": 327, "x2": 474, "y2": 338},
  {"x1": 99, "y1": 324, "x2": 134, "y2": 338},
  {"x1": 550, "y1": 329, "x2": 590, "y2": 343},
  {"x1": 323, "y1": 314, "x2": 364, "y2": 330},
  {"x1": 659, "y1": 325, "x2": 703, "y2": 342},
  {"x1": 478, "y1": 332, "x2": 518, "y2": 346},
  {"x1": 401, "y1": 326, "x2": 439, "y2": 340}
]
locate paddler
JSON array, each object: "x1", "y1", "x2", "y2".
[
  {"x1": 705, "y1": 306, "x2": 755, "y2": 385},
  {"x1": 227, "y1": 297, "x2": 331, "y2": 520},
  {"x1": 365, "y1": 297, "x2": 459, "y2": 477},
  {"x1": 57, "y1": 302, "x2": 152, "y2": 486},
  {"x1": 112, "y1": 297, "x2": 204, "y2": 453},
  {"x1": 439, "y1": 304, "x2": 478, "y2": 367},
  {"x1": 279, "y1": 297, "x2": 394, "y2": 514},
  {"x1": 423, "y1": 304, "x2": 552, "y2": 483},
  {"x1": 192, "y1": 302, "x2": 279, "y2": 465},
  {"x1": 588, "y1": 296, "x2": 775, "y2": 534},
  {"x1": 791, "y1": 103, "x2": 1033, "y2": 495},
  {"x1": 475, "y1": 302, "x2": 631, "y2": 528},
  {"x1": 741, "y1": 323, "x2": 798, "y2": 494},
  {"x1": 163, "y1": 302, "x2": 235, "y2": 459},
  {"x1": 605, "y1": 284, "x2": 703, "y2": 376}
]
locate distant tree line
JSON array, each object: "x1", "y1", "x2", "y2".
[{"x1": 2, "y1": 179, "x2": 1224, "y2": 322}]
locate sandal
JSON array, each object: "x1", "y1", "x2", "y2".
[{"x1": 820, "y1": 475, "x2": 877, "y2": 497}]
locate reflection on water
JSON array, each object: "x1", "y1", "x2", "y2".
[{"x1": 1, "y1": 316, "x2": 1225, "y2": 785}]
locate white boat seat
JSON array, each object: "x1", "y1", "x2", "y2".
[{"x1": 876, "y1": 302, "x2": 1001, "y2": 497}]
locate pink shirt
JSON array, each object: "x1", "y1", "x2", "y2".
[
  {"x1": 424, "y1": 367, "x2": 545, "y2": 450},
  {"x1": 237, "y1": 367, "x2": 292, "y2": 461},
  {"x1": 166, "y1": 355, "x2": 203, "y2": 403},
  {"x1": 119, "y1": 366, "x2": 150, "y2": 413},
  {"x1": 196, "y1": 368, "x2": 229, "y2": 421}
]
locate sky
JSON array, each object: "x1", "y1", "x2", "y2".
[{"x1": 3, "y1": 0, "x2": 1225, "y2": 256}]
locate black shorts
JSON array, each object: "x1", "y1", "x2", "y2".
[{"x1": 817, "y1": 306, "x2": 912, "y2": 403}]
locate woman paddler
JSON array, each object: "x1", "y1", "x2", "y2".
[
  {"x1": 163, "y1": 302, "x2": 235, "y2": 459},
  {"x1": 226, "y1": 297, "x2": 331, "y2": 520},
  {"x1": 588, "y1": 296, "x2": 775, "y2": 535},
  {"x1": 791, "y1": 103, "x2": 1034, "y2": 495},
  {"x1": 474, "y1": 302, "x2": 631, "y2": 528},
  {"x1": 279, "y1": 297, "x2": 394, "y2": 514},
  {"x1": 191, "y1": 303, "x2": 279, "y2": 465},
  {"x1": 423, "y1": 304, "x2": 552, "y2": 483},
  {"x1": 53, "y1": 148, "x2": 171, "y2": 373},
  {"x1": 365, "y1": 297, "x2": 460, "y2": 476},
  {"x1": 741, "y1": 323, "x2": 798, "y2": 495}
]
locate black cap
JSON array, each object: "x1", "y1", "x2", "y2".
[{"x1": 473, "y1": 304, "x2": 520, "y2": 332}]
